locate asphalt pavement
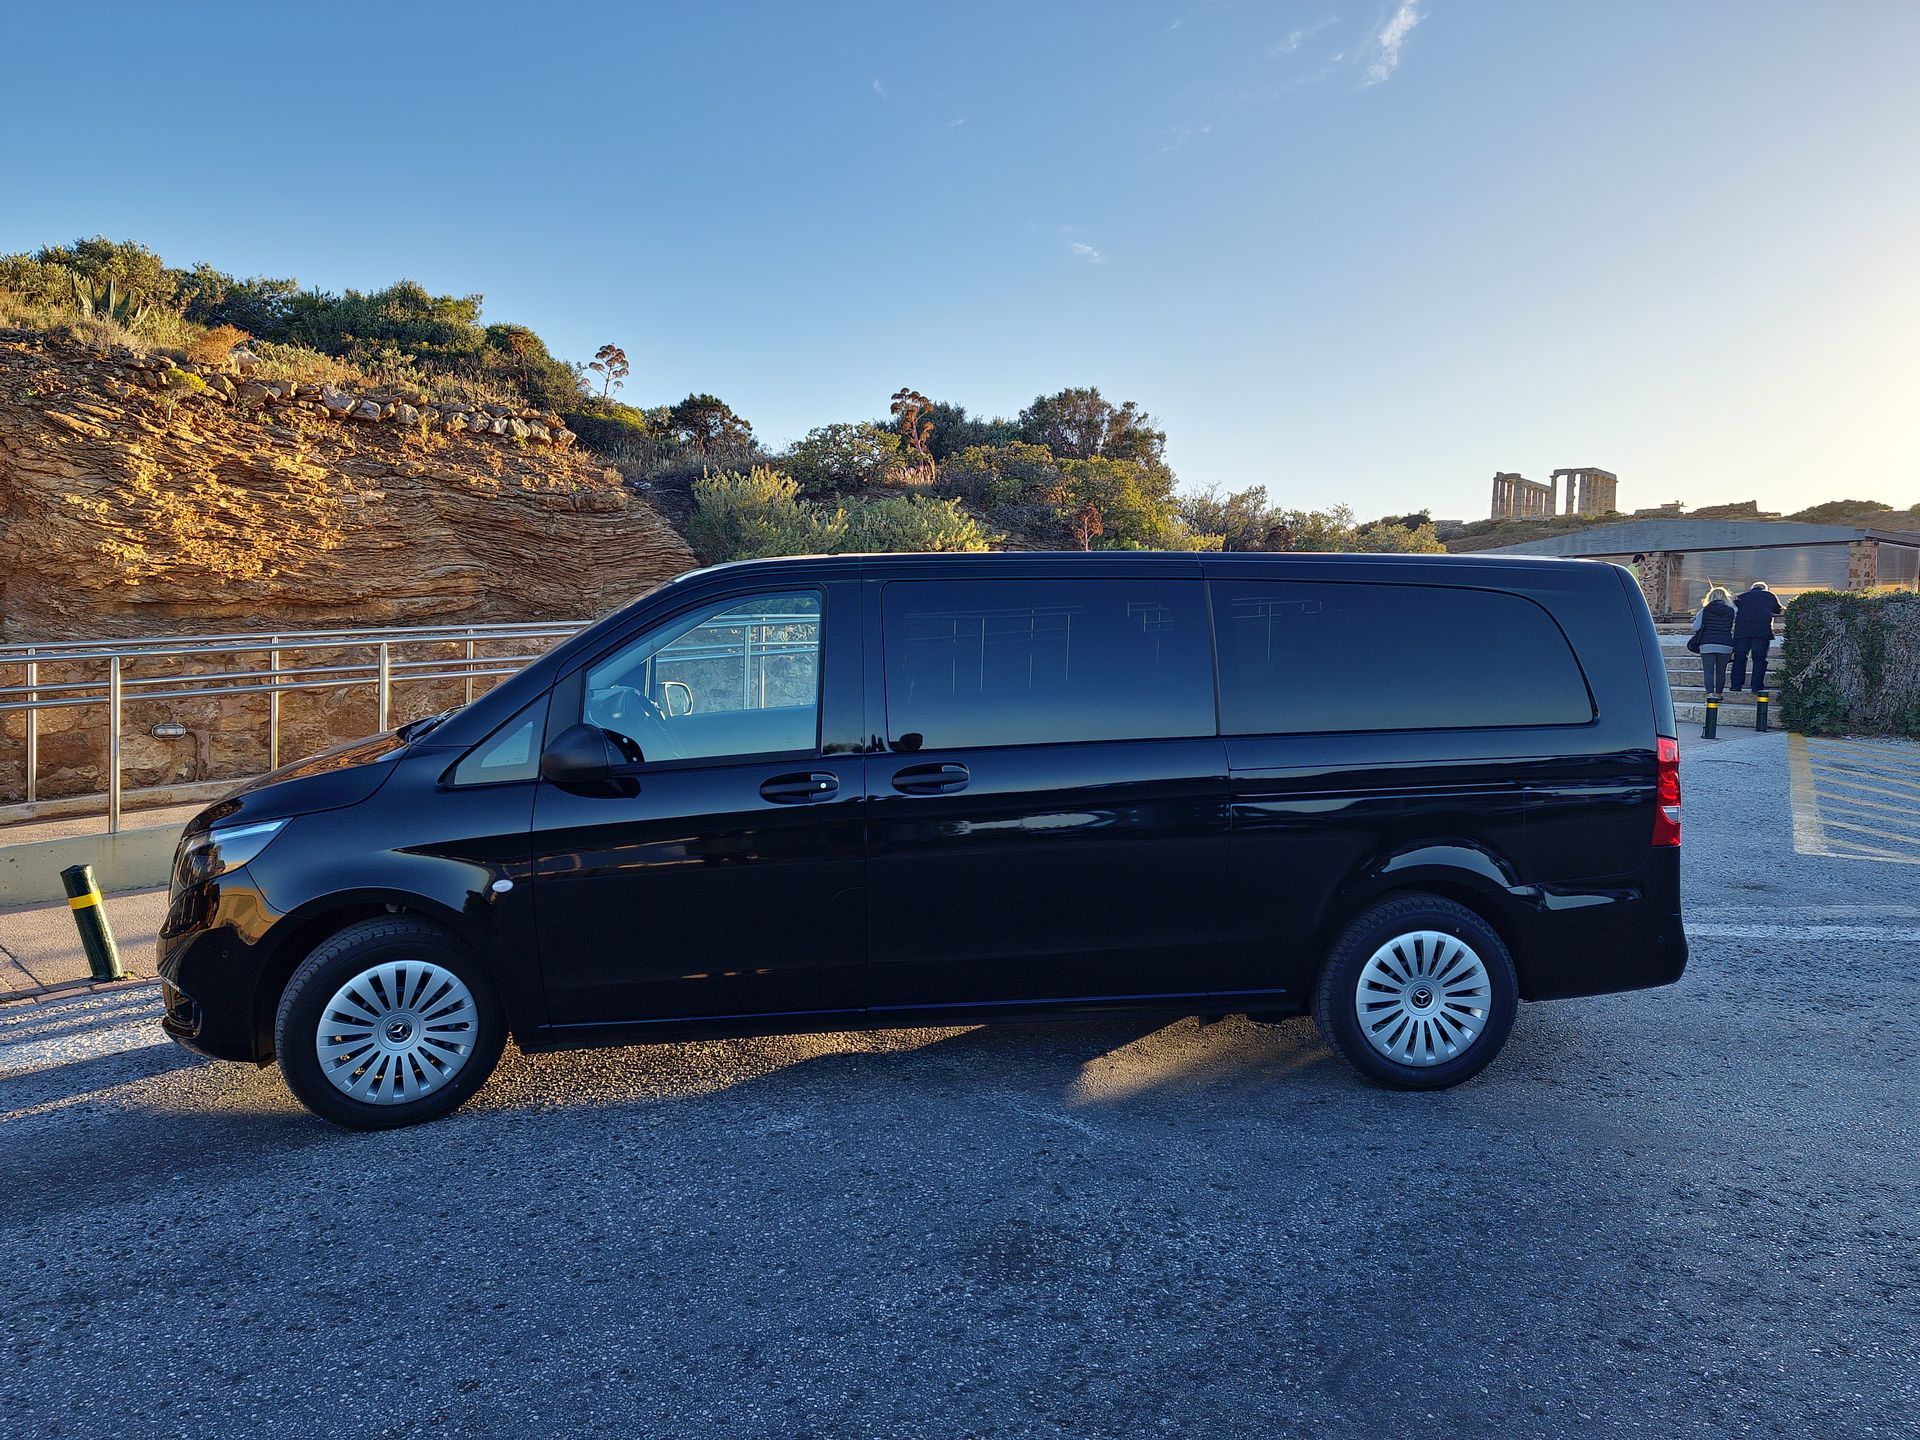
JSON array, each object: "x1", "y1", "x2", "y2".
[{"x1": 2, "y1": 728, "x2": 1916, "y2": 1439}]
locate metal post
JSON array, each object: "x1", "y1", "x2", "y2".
[
  {"x1": 107, "y1": 654, "x2": 123, "y2": 833},
  {"x1": 464, "y1": 637, "x2": 476, "y2": 705},
  {"x1": 741, "y1": 623, "x2": 755, "y2": 708},
  {"x1": 1755, "y1": 692, "x2": 1770, "y2": 732},
  {"x1": 1702, "y1": 694, "x2": 1718, "y2": 741},
  {"x1": 61, "y1": 864, "x2": 124, "y2": 981},
  {"x1": 377, "y1": 642, "x2": 391, "y2": 732},
  {"x1": 23, "y1": 648, "x2": 36, "y2": 804},
  {"x1": 268, "y1": 636, "x2": 281, "y2": 771}
]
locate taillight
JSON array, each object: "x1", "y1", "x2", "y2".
[{"x1": 1652, "y1": 735, "x2": 1681, "y2": 846}]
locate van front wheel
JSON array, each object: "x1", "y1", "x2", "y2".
[
  {"x1": 275, "y1": 917, "x2": 506, "y2": 1129},
  {"x1": 1312, "y1": 894, "x2": 1517, "y2": 1090}
]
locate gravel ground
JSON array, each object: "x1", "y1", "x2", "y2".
[{"x1": 2, "y1": 729, "x2": 1916, "y2": 1439}]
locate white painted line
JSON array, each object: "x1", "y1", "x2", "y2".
[
  {"x1": 1687, "y1": 922, "x2": 1920, "y2": 942},
  {"x1": 1689, "y1": 904, "x2": 1920, "y2": 919}
]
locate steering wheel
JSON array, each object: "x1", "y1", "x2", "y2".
[{"x1": 586, "y1": 686, "x2": 683, "y2": 762}]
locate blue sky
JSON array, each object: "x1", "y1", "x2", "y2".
[{"x1": 4, "y1": 1, "x2": 1917, "y2": 519}]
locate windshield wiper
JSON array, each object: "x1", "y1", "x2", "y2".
[{"x1": 397, "y1": 708, "x2": 457, "y2": 741}]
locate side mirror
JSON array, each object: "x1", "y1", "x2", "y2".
[{"x1": 539, "y1": 723, "x2": 628, "y2": 784}]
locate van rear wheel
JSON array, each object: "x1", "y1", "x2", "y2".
[
  {"x1": 1312, "y1": 894, "x2": 1517, "y2": 1090},
  {"x1": 275, "y1": 917, "x2": 506, "y2": 1130}
]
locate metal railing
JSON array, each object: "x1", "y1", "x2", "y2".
[{"x1": 0, "y1": 621, "x2": 584, "y2": 833}]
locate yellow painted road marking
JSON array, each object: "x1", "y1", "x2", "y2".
[
  {"x1": 1790, "y1": 731, "x2": 1920, "y2": 865},
  {"x1": 1787, "y1": 733, "x2": 1826, "y2": 855}
]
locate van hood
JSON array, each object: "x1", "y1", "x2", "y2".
[{"x1": 186, "y1": 731, "x2": 409, "y2": 836}]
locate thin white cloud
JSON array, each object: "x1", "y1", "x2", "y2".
[
  {"x1": 871, "y1": 78, "x2": 888, "y2": 99},
  {"x1": 1067, "y1": 241, "x2": 1105, "y2": 264},
  {"x1": 1269, "y1": 16, "x2": 1336, "y2": 57},
  {"x1": 944, "y1": 116, "x2": 970, "y2": 129},
  {"x1": 1159, "y1": 123, "x2": 1213, "y2": 153},
  {"x1": 1363, "y1": 1, "x2": 1422, "y2": 86}
]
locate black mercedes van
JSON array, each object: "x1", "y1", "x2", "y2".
[{"x1": 158, "y1": 551, "x2": 1686, "y2": 1128}]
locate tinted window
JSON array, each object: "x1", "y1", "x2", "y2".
[
  {"x1": 1213, "y1": 580, "x2": 1592, "y2": 734},
  {"x1": 585, "y1": 591, "x2": 821, "y2": 763},
  {"x1": 883, "y1": 578, "x2": 1213, "y2": 750},
  {"x1": 451, "y1": 700, "x2": 544, "y2": 785}
]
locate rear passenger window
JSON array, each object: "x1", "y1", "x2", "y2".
[
  {"x1": 1213, "y1": 581, "x2": 1592, "y2": 734},
  {"x1": 883, "y1": 579, "x2": 1214, "y2": 750}
]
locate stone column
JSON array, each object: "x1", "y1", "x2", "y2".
[
  {"x1": 1636, "y1": 552, "x2": 1679, "y2": 618},
  {"x1": 1847, "y1": 540, "x2": 1879, "y2": 591}
]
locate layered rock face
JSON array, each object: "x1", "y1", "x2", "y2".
[
  {"x1": 0, "y1": 330, "x2": 695, "y2": 640},
  {"x1": 0, "y1": 330, "x2": 698, "y2": 804}
]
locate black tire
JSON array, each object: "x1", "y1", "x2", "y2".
[
  {"x1": 1311, "y1": 892, "x2": 1518, "y2": 1090},
  {"x1": 274, "y1": 917, "x2": 506, "y2": 1130}
]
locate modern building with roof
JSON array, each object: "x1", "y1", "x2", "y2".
[{"x1": 1480, "y1": 519, "x2": 1920, "y2": 619}]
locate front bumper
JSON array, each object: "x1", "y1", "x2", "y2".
[{"x1": 156, "y1": 865, "x2": 279, "y2": 1063}]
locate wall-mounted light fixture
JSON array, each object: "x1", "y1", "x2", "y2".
[{"x1": 150, "y1": 721, "x2": 188, "y2": 739}]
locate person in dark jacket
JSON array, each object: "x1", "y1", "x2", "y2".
[
  {"x1": 1730, "y1": 581, "x2": 1785, "y2": 692},
  {"x1": 1691, "y1": 587, "x2": 1737, "y2": 698}
]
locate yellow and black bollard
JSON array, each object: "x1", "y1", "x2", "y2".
[
  {"x1": 60, "y1": 864, "x2": 124, "y2": 982},
  {"x1": 1755, "y1": 692, "x2": 1769, "y2": 731},
  {"x1": 1702, "y1": 695, "x2": 1719, "y2": 740}
]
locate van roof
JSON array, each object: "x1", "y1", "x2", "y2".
[{"x1": 683, "y1": 549, "x2": 1616, "y2": 580}]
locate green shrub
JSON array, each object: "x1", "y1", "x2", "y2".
[
  {"x1": 563, "y1": 401, "x2": 654, "y2": 460},
  {"x1": 34, "y1": 238, "x2": 177, "y2": 310},
  {"x1": 1780, "y1": 590, "x2": 1920, "y2": 736},
  {"x1": 782, "y1": 422, "x2": 908, "y2": 494},
  {"x1": 687, "y1": 469, "x2": 997, "y2": 563},
  {"x1": 839, "y1": 494, "x2": 992, "y2": 553},
  {"x1": 0, "y1": 255, "x2": 79, "y2": 307},
  {"x1": 685, "y1": 468, "x2": 838, "y2": 563}
]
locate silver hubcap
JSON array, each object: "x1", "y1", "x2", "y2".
[
  {"x1": 315, "y1": 960, "x2": 478, "y2": 1105},
  {"x1": 1355, "y1": 930, "x2": 1491, "y2": 1068}
]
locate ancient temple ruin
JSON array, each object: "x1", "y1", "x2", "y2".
[
  {"x1": 1489, "y1": 472, "x2": 1555, "y2": 520},
  {"x1": 1490, "y1": 466, "x2": 1619, "y2": 520},
  {"x1": 1552, "y1": 467, "x2": 1618, "y2": 517}
]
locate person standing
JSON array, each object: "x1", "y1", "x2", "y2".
[
  {"x1": 1690, "y1": 587, "x2": 1737, "y2": 699},
  {"x1": 1730, "y1": 580, "x2": 1785, "y2": 692}
]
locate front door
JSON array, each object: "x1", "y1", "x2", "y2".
[
  {"x1": 862, "y1": 573, "x2": 1236, "y2": 1013},
  {"x1": 530, "y1": 582, "x2": 866, "y2": 1025}
]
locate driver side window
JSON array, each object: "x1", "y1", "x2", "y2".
[{"x1": 583, "y1": 591, "x2": 823, "y2": 764}]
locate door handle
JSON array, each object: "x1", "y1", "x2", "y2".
[
  {"x1": 893, "y1": 762, "x2": 970, "y2": 795},
  {"x1": 760, "y1": 772, "x2": 840, "y2": 804}
]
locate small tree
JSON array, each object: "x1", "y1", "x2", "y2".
[
  {"x1": 889, "y1": 386, "x2": 937, "y2": 484},
  {"x1": 783, "y1": 422, "x2": 908, "y2": 493},
  {"x1": 1068, "y1": 502, "x2": 1104, "y2": 551},
  {"x1": 588, "y1": 343, "x2": 629, "y2": 398},
  {"x1": 668, "y1": 393, "x2": 753, "y2": 455}
]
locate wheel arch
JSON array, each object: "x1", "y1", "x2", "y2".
[
  {"x1": 1306, "y1": 857, "x2": 1528, "y2": 997},
  {"x1": 248, "y1": 889, "x2": 500, "y2": 1063}
]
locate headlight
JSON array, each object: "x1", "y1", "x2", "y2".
[{"x1": 174, "y1": 819, "x2": 287, "y2": 891}]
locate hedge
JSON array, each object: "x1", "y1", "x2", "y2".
[{"x1": 1779, "y1": 590, "x2": 1920, "y2": 736}]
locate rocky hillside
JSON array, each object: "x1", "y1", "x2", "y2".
[{"x1": 0, "y1": 330, "x2": 695, "y2": 640}]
